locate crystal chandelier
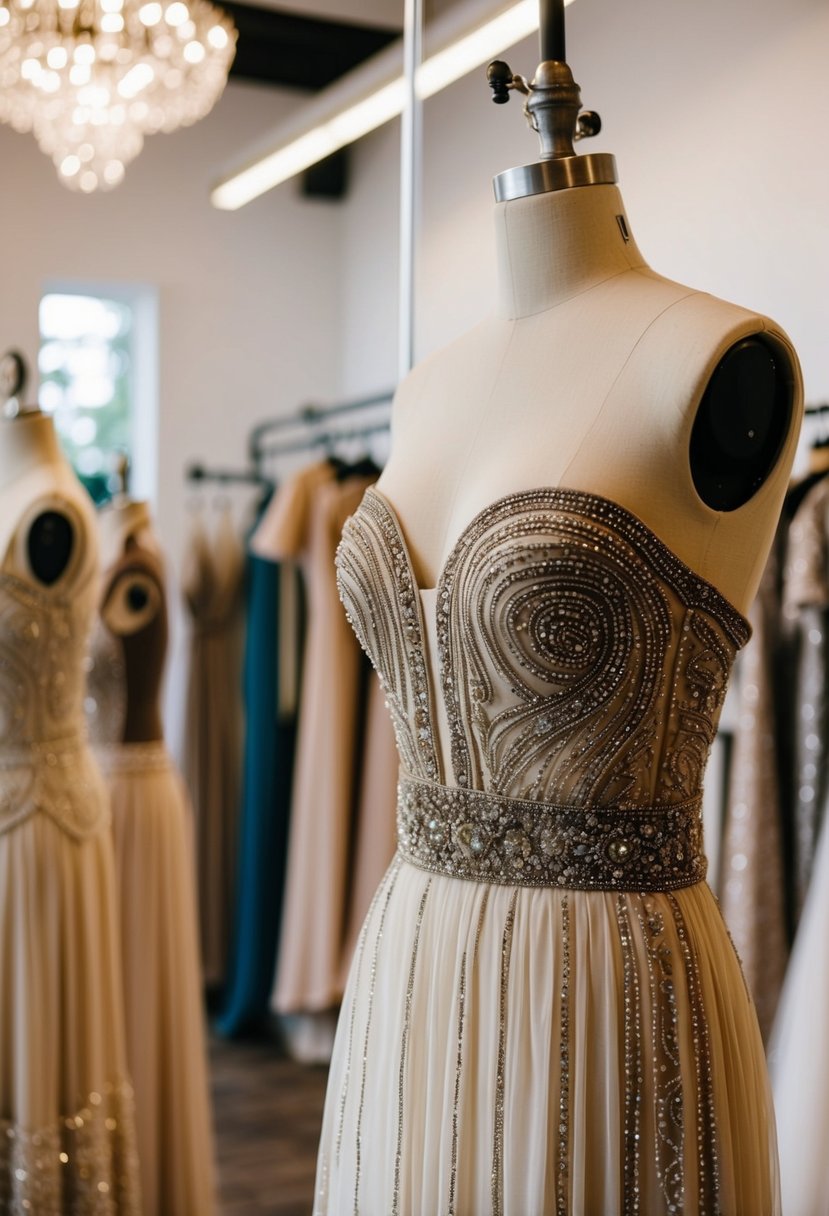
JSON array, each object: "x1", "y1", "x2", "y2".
[{"x1": 0, "y1": 0, "x2": 236, "y2": 191}]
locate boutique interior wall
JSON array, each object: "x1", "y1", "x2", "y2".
[
  {"x1": 339, "y1": 0, "x2": 829, "y2": 408},
  {"x1": 0, "y1": 80, "x2": 343, "y2": 570}
]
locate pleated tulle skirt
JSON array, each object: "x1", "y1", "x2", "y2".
[
  {"x1": 315, "y1": 856, "x2": 780, "y2": 1216},
  {"x1": 99, "y1": 742, "x2": 217, "y2": 1216},
  {"x1": 0, "y1": 812, "x2": 141, "y2": 1214}
]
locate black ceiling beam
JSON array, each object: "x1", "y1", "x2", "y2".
[{"x1": 222, "y1": 4, "x2": 399, "y2": 90}]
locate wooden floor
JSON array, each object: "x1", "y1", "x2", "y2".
[{"x1": 210, "y1": 1035, "x2": 329, "y2": 1216}]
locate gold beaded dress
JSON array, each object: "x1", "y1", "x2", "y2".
[
  {"x1": 0, "y1": 475, "x2": 141, "y2": 1214},
  {"x1": 314, "y1": 485, "x2": 780, "y2": 1215}
]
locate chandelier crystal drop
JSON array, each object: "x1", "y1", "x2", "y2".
[{"x1": 0, "y1": 0, "x2": 236, "y2": 191}]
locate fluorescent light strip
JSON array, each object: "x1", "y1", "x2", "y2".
[
  {"x1": 416, "y1": 0, "x2": 540, "y2": 99},
  {"x1": 212, "y1": 0, "x2": 575, "y2": 211}
]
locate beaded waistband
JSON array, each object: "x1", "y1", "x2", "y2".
[
  {"x1": 396, "y1": 775, "x2": 706, "y2": 891},
  {"x1": 0, "y1": 730, "x2": 86, "y2": 766}
]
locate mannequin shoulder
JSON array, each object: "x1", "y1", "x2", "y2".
[
  {"x1": 0, "y1": 469, "x2": 97, "y2": 590},
  {"x1": 390, "y1": 317, "x2": 510, "y2": 424},
  {"x1": 101, "y1": 549, "x2": 165, "y2": 637},
  {"x1": 650, "y1": 290, "x2": 803, "y2": 510}
]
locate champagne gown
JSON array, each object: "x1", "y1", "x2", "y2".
[
  {"x1": 182, "y1": 506, "x2": 244, "y2": 990},
  {"x1": 0, "y1": 476, "x2": 141, "y2": 1213},
  {"x1": 315, "y1": 485, "x2": 780, "y2": 1215},
  {"x1": 87, "y1": 530, "x2": 217, "y2": 1216}
]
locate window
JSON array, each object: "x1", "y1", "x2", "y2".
[{"x1": 38, "y1": 286, "x2": 158, "y2": 505}]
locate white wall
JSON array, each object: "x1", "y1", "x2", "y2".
[
  {"x1": 0, "y1": 79, "x2": 345, "y2": 567},
  {"x1": 339, "y1": 0, "x2": 829, "y2": 403}
]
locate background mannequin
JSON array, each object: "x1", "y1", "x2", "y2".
[
  {"x1": 87, "y1": 496, "x2": 217, "y2": 1216},
  {"x1": 0, "y1": 410, "x2": 141, "y2": 1211}
]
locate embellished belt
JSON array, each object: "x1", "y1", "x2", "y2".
[{"x1": 396, "y1": 775, "x2": 707, "y2": 892}]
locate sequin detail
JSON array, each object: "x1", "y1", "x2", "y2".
[
  {"x1": 556, "y1": 893, "x2": 570, "y2": 1216},
  {"x1": 668, "y1": 894, "x2": 721, "y2": 1214},
  {"x1": 491, "y1": 890, "x2": 518, "y2": 1216},
  {"x1": 0, "y1": 733, "x2": 109, "y2": 839},
  {"x1": 353, "y1": 861, "x2": 400, "y2": 1216},
  {"x1": 391, "y1": 877, "x2": 431, "y2": 1216},
  {"x1": 94, "y1": 741, "x2": 173, "y2": 775},
  {"x1": 0, "y1": 1080, "x2": 140, "y2": 1216},
  {"x1": 448, "y1": 886, "x2": 490, "y2": 1215},
  {"x1": 336, "y1": 488, "x2": 440, "y2": 782},
  {"x1": 0, "y1": 566, "x2": 109, "y2": 840},
  {"x1": 338, "y1": 486, "x2": 747, "y2": 825},
  {"x1": 397, "y1": 775, "x2": 706, "y2": 891},
  {"x1": 617, "y1": 896, "x2": 644, "y2": 1216},
  {"x1": 335, "y1": 865, "x2": 392, "y2": 1166},
  {"x1": 635, "y1": 899, "x2": 684, "y2": 1212}
]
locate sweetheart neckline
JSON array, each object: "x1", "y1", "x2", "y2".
[{"x1": 365, "y1": 483, "x2": 752, "y2": 638}]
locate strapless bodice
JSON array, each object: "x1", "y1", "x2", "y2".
[
  {"x1": 335, "y1": 487, "x2": 750, "y2": 889},
  {"x1": 0, "y1": 501, "x2": 107, "y2": 839}
]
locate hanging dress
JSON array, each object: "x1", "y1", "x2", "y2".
[
  {"x1": 218, "y1": 497, "x2": 302, "y2": 1035},
  {"x1": 0, "y1": 469, "x2": 141, "y2": 1213},
  {"x1": 86, "y1": 522, "x2": 217, "y2": 1216},
  {"x1": 718, "y1": 514, "x2": 791, "y2": 1039},
  {"x1": 316, "y1": 484, "x2": 780, "y2": 1215},
  {"x1": 266, "y1": 465, "x2": 398, "y2": 1027},
  {"x1": 181, "y1": 505, "x2": 245, "y2": 989},
  {"x1": 769, "y1": 475, "x2": 829, "y2": 1216}
]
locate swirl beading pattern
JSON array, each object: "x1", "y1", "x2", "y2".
[{"x1": 336, "y1": 486, "x2": 749, "y2": 889}]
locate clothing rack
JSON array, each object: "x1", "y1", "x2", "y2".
[
  {"x1": 185, "y1": 389, "x2": 394, "y2": 487},
  {"x1": 248, "y1": 389, "x2": 394, "y2": 468},
  {"x1": 255, "y1": 419, "x2": 391, "y2": 462},
  {"x1": 186, "y1": 462, "x2": 269, "y2": 486}
]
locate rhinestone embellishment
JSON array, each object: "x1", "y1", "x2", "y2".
[{"x1": 396, "y1": 775, "x2": 706, "y2": 892}]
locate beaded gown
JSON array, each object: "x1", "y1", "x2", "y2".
[
  {"x1": 86, "y1": 525, "x2": 217, "y2": 1216},
  {"x1": 315, "y1": 485, "x2": 780, "y2": 1215},
  {"x1": 0, "y1": 474, "x2": 141, "y2": 1213}
]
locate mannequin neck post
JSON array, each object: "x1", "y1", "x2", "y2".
[{"x1": 494, "y1": 183, "x2": 649, "y2": 319}]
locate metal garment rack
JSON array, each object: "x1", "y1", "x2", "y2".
[{"x1": 185, "y1": 389, "x2": 394, "y2": 487}]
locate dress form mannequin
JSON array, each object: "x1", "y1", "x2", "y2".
[
  {"x1": 0, "y1": 410, "x2": 82, "y2": 582},
  {"x1": 0, "y1": 409, "x2": 142, "y2": 1210},
  {"x1": 380, "y1": 182, "x2": 800, "y2": 614},
  {"x1": 95, "y1": 498, "x2": 166, "y2": 744},
  {"x1": 97, "y1": 495, "x2": 158, "y2": 571},
  {"x1": 315, "y1": 37, "x2": 802, "y2": 1216},
  {"x1": 378, "y1": 78, "x2": 802, "y2": 616},
  {"x1": 88, "y1": 497, "x2": 218, "y2": 1216}
]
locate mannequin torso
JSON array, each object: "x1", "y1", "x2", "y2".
[
  {"x1": 0, "y1": 411, "x2": 91, "y2": 585},
  {"x1": 378, "y1": 183, "x2": 802, "y2": 614},
  {"x1": 95, "y1": 498, "x2": 167, "y2": 744}
]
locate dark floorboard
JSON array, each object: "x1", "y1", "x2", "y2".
[{"x1": 210, "y1": 1035, "x2": 328, "y2": 1216}]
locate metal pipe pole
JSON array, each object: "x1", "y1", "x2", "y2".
[
  {"x1": 540, "y1": 0, "x2": 566, "y2": 62},
  {"x1": 398, "y1": 0, "x2": 423, "y2": 380}
]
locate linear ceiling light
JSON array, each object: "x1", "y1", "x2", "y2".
[{"x1": 211, "y1": 0, "x2": 576, "y2": 211}]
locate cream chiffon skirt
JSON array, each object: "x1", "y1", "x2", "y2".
[
  {"x1": 0, "y1": 813, "x2": 141, "y2": 1214},
  {"x1": 315, "y1": 856, "x2": 779, "y2": 1215},
  {"x1": 99, "y1": 742, "x2": 217, "y2": 1216}
]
